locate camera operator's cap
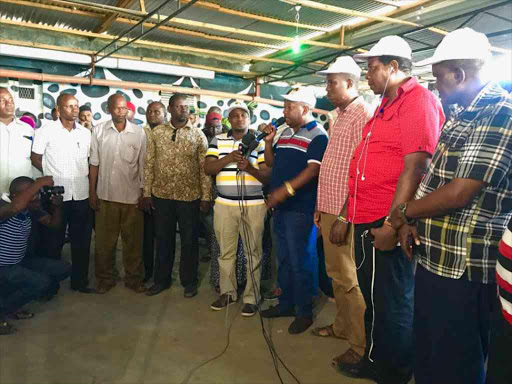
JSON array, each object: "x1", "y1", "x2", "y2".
[
  {"x1": 282, "y1": 87, "x2": 317, "y2": 108},
  {"x1": 316, "y1": 56, "x2": 362, "y2": 77},
  {"x1": 226, "y1": 101, "x2": 250, "y2": 117},
  {"x1": 353, "y1": 35, "x2": 412, "y2": 62},
  {"x1": 415, "y1": 28, "x2": 491, "y2": 67}
]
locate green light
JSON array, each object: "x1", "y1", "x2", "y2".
[{"x1": 292, "y1": 37, "x2": 301, "y2": 54}]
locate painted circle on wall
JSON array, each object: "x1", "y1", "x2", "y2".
[
  {"x1": 260, "y1": 110, "x2": 270, "y2": 121},
  {"x1": 251, "y1": 115, "x2": 257, "y2": 124},
  {"x1": 93, "y1": 113, "x2": 102, "y2": 121},
  {"x1": 133, "y1": 89, "x2": 143, "y2": 99},
  {"x1": 101, "y1": 101, "x2": 108, "y2": 114},
  {"x1": 81, "y1": 85, "x2": 109, "y2": 98},
  {"x1": 48, "y1": 84, "x2": 59, "y2": 93},
  {"x1": 217, "y1": 100, "x2": 224, "y2": 107},
  {"x1": 116, "y1": 90, "x2": 131, "y2": 102},
  {"x1": 137, "y1": 107, "x2": 146, "y2": 115},
  {"x1": 319, "y1": 115, "x2": 327, "y2": 122},
  {"x1": 197, "y1": 101, "x2": 207, "y2": 109},
  {"x1": 43, "y1": 93, "x2": 55, "y2": 109},
  {"x1": 62, "y1": 88, "x2": 77, "y2": 96}
]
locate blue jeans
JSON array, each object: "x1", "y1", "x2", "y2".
[
  {"x1": 273, "y1": 209, "x2": 317, "y2": 317},
  {"x1": 0, "y1": 257, "x2": 71, "y2": 315},
  {"x1": 354, "y1": 220, "x2": 414, "y2": 384}
]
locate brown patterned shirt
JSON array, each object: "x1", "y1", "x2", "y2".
[{"x1": 144, "y1": 122, "x2": 212, "y2": 202}]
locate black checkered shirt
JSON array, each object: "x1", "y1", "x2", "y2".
[{"x1": 414, "y1": 82, "x2": 512, "y2": 283}]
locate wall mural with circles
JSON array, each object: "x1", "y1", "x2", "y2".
[{"x1": 39, "y1": 69, "x2": 330, "y2": 131}]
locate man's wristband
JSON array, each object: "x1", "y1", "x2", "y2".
[
  {"x1": 398, "y1": 203, "x2": 416, "y2": 225},
  {"x1": 283, "y1": 181, "x2": 295, "y2": 196},
  {"x1": 337, "y1": 215, "x2": 348, "y2": 224}
]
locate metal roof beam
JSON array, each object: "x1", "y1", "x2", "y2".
[{"x1": 93, "y1": 0, "x2": 138, "y2": 35}]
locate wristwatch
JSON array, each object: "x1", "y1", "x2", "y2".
[{"x1": 398, "y1": 203, "x2": 416, "y2": 225}]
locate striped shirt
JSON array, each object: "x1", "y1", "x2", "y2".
[
  {"x1": 498, "y1": 220, "x2": 512, "y2": 325},
  {"x1": 415, "y1": 82, "x2": 512, "y2": 283},
  {"x1": 0, "y1": 199, "x2": 45, "y2": 266},
  {"x1": 317, "y1": 97, "x2": 373, "y2": 215},
  {"x1": 206, "y1": 131, "x2": 265, "y2": 206},
  {"x1": 271, "y1": 120, "x2": 328, "y2": 213}
]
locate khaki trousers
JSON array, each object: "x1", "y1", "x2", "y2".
[
  {"x1": 214, "y1": 202, "x2": 266, "y2": 304},
  {"x1": 95, "y1": 200, "x2": 144, "y2": 288},
  {"x1": 320, "y1": 212, "x2": 366, "y2": 356}
]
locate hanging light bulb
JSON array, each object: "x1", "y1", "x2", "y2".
[{"x1": 292, "y1": 36, "x2": 301, "y2": 53}]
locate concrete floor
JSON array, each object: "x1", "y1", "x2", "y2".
[{"x1": 0, "y1": 236, "x2": 376, "y2": 384}]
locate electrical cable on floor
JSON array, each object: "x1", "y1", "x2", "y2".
[{"x1": 236, "y1": 169, "x2": 302, "y2": 384}]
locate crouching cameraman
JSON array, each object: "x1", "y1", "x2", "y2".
[{"x1": 0, "y1": 176, "x2": 71, "y2": 333}]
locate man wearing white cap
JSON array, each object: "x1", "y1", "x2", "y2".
[
  {"x1": 310, "y1": 57, "x2": 372, "y2": 366},
  {"x1": 205, "y1": 102, "x2": 268, "y2": 317},
  {"x1": 389, "y1": 28, "x2": 512, "y2": 384},
  {"x1": 334, "y1": 36, "x2": 445, "y2": 382},
  {"x1": 260, "y1": 87, "x2": 328, "y2": 334}
]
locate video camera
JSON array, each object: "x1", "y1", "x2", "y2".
[{"x1": 40, "y1": 186, "x2": 65, "y2": 210}]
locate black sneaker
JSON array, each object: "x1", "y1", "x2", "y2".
[
  {"x1": 288, "y1": 316, "x2": 313, "y2": 334},
  {"x1": 260, "y1": 305, "x2": 295, "y2": 318},
  {"x1": 241, "y1": 303, "x2": 258, "y2": 317},
  {"x1": 210, "y1": 294, "x2": 236, "y2": 311},
  {"x1": 184, "y1": 286, "x2": 198, "y2": 298}
]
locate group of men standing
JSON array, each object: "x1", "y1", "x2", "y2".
[{"x1": 0, "y1": 25, "x2": 510, "y2": 384}]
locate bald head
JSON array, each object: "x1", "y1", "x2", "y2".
[
  {"x1": 0, "y1": 87, "x2": 15, "y2": 121},
  {"x1": 107, "y1": 94, "x2": 127, "y2": 124},
  {"x1": 56, "y1": 93, "x2": 76, "y2": 108},
  {"x1": 108, "y1": 94, "x2": 126, "y2": 109}
]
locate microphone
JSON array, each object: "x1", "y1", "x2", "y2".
[
  {"x1": 238, "y1": 131, "x2": 256, "y2": 157},
  {"x1": 256, "y1": 116, "x2": 286, "y2": 141}
]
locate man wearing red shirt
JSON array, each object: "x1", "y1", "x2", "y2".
[{"x1": 334, "y1": 36, "x2": 445, "y2": 383}]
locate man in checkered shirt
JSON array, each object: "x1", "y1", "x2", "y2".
[{"x1": 389, "y1": 28, "x2": 512, "y2": 384}]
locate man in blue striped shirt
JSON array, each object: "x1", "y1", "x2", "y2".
[{"x1": 0, "y1": 176, "x2": 71, "y2": 326}]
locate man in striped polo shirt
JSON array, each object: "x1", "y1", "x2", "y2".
[
  {"x1": 261, "y1": 87, "x2": 328, "y2": 334},
  {"x1": 204, "y1": 102, "x2": 269, "y2": 317},
  {"x1": 0, "y1": 176, "x2": 71, "y2": 328}
]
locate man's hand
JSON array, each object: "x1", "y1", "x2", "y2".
[
  {"x1": 51, "y1": 195, "x2": 64, "y2": 207},
  {"x1": 200, "y1": 201, "x2": 211, "y2": 213},
  {"x1": 89, "y1": 191, "x2": 100, "y2": 211},
  {"x1": 262, "y1": 123, "x2": 276, "y2": 143},
  {"x1": 237, "y1": 158, "x2": 254, "y2": 172},
  {"x1": 141, "y1": 197, "x2": 155, "y2": 214},
  {"x1": 330, "y1": 220, "x2": 349, "y2": 246},
  {"x1": 35, "y1": 176, "x2": 54, "y2": 188},
  {"x1": 228, "y1": 150, "x2": 244, "y2": 164},
  {"x1": 266, "y1": 185, "x2": 289, "y2": 209},
  {"x1": 389, "y1": 206, "x2": 406, "y2": 230},
  {"x1": 313, "y1": 210, "x2": 321, "y2": 229},
  {"x1": 398, "y1": 224, "x2": 420, "y2": 260},
  {"x1": 370, "y1": 225, "x2": 398, "y2": 251}
]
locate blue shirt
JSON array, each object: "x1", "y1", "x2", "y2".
[
  {"x1": 0, "y1": 200, "x2": 45, "y2": 266},
  {"x1": 271, "y1": 121, "x2": 328, "y2": 213}
]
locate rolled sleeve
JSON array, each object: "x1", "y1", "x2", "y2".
[
  {"x1": 306, "y1": 135, "x2": 328, "y2": 165},
  {"x1": 453, "y1": 119, "x2": 512, "y2": 187},
  {"x1": 206, "y1": 136, "x2": 219, "y2": 158},
  {"x1": 399, "y1": 89, "x2": 444, "y2": 156}
]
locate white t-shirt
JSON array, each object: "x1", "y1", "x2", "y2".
[
  {"x1": 0, "y1": 118, "x2": 34, "y2": 194},
  {"x1": 33, "y1": 120, "x2": 91, "y2": 202}
]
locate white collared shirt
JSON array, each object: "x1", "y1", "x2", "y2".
[
  {"x1": 32, "y1": 120, "x2": 91, "y2": 202},
  {"x1": 90, "y1": 120, "x2": 146, "y2": 205},
  {"x1": 0, "y1": 118, "x2": 34, "y2": 194}
]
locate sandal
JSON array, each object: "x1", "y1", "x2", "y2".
[
  {"x1": 311, "y1": 324, "x2": 337, "y2": 338},
  {"x1": 0, "y1": 321, "x2": 17, "y2": 335},
  {"x1": 332, "y1": 348, "x2": 363, "y2": 368},
  {"x1": 8, "y1": 310, "x2": 35, "y2": 320}
]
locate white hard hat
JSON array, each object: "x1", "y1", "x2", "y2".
[
  {"x1": 316, "y1": 56, "x2": 362, "y2": 77},
  {"x1": 353, "y1": 35, "x2": 412, "y2": 62},
  {"x1": 415, "y1": 28, "x2": 491, "y2": 66},
  {"x1": 282, "y1": 87, "x2": 317, "y2": 108}
]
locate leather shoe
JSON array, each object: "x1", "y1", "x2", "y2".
[
  {"x1": 184, "y1": 286, "x2": 198, "y2": 298},
  {"x1": 260, "y1": 305, "x2": 295, "y2": 318},
  {"x1": 146, "y1": 284, "x2": 169, "y2": 296},
  {"x1": 288, "y1": 317, "x2": 313, "y2": 334}
]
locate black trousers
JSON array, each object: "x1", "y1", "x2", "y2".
[
  {"x1": 143, "y1": 211, "x2": 156, "y2": 280},
  {"x1": 153, "y1": 196, "x2": 200, "y2": 289},
  {"x1": 46, "y1": 199, "x2": 92, "y2": 290},
  {"x1": 487, "y1": 294, "x2": 512, "y2": 384},
  {"x1": 354, "y1": 219, "x2": 414, "y2": 384}
]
